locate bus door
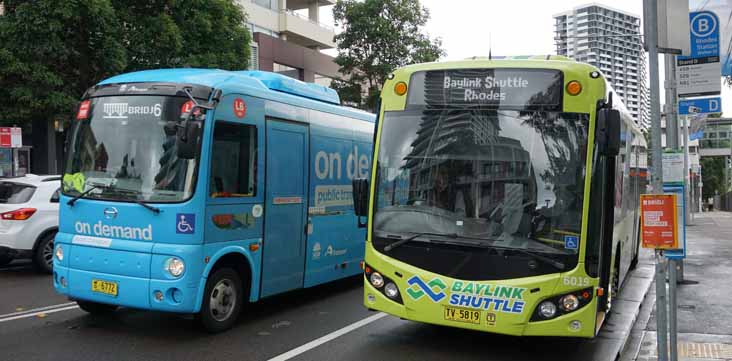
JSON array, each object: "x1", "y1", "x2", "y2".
[{"x1": 261, "y1": 119, "x2": 309, "y2": 297}]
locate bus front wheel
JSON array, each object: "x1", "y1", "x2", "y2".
[{"x1": 198, "y1": 267, "x2": 244, "y2": 333}]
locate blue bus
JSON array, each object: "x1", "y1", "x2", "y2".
[{"x1": 54, "y1": 69, "x2": 374, "y2": 332}]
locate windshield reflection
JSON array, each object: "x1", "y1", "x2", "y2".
[{"x1": 374, "y1": 108, "x2": 589, "y2": 255}]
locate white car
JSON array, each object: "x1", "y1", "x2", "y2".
[{"x1": 0, "y1": 174, "x2": 60, "y2": 273}]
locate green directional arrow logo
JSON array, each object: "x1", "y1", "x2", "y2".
[{"x1": 406, "y1": 276, "x2": 447, "y2": 302}]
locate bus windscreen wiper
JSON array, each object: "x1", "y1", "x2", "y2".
[
  {"x1": 105, "y1": 186, "x2": 161, "y2": 214},
  {"x1": 471, "y1": 241, "x2": 565, "y2": 271},
  {"x1": 67, "y1": 184, "x2": 103, "y2": 206},
  {"x1": 384, "y1": 232, "x2": 459, "y2": 252}
]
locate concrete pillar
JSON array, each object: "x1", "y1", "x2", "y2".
[
  {"x1": 278, "y1": 0, "x2": 287, "y2": 11},
  {"x1": 308, "y1": 0, "x2": 319, "y2": 22}
]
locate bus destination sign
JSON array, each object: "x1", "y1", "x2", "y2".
[{"x1": 408, "y1": 68, "x2": 563, "y2": 110}]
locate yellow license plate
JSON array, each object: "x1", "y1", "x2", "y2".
[
  {"x1": 443, "y1": 306, "x2": 481, "y2": 324},
  {"x1": 91, "y1": 279, "x2": 118, "y2": 296}
]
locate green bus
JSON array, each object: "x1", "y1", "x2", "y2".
[{"x1": 352, "y1": 56, "x2": 647, "y2": 338}]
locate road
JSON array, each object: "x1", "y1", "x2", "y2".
[{"x1": 0, "y1": 256, "x2": 652, "y2": 361}]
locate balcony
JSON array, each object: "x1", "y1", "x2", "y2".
[{"x1": 279, "y1": 10, "x2": 336, "y2": 49}]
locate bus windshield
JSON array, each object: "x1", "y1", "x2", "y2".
[
  {"x1": 63, "y1": 95, "x2": 199, "y2": 203},
  {"x1": 374, "y1": 107, "x2": 589, "y2": 260}
]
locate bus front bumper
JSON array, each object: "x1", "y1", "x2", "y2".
[
  {"x1": 53, "y1": 242, "x2": 204, "y2": 314},
  {"x1": 363, "y1": 276, "x2": 599, "y2": 338}
]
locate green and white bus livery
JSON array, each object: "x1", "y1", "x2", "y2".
[{"x1": 351, "y1": 56, "x2": 647, "y2": 338}]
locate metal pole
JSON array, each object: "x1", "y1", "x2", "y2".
[
  {"x1": 647, "y1": 0, "x2": 664, "y2": 195},
  {"x1": 655, "y1": 250, "x2": 669, "y2": 361},
  {"x1": 645, "y1": 1, "x2": 668, "y2": 359},
  {"x1": 684, "y1": 117, "x2": 691, "y2": 225},
  {"x1": 665, "y1": 55, "x2": 679, "y2": 150},
  {"x1": 669, "y1": 258, "x2": 678, "y2": 361}
]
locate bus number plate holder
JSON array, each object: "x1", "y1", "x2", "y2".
[
  {"x1": 91, "y1": 279, "x2": 118, "y2": 297},
  {"x1": 443, "y1": 305, "x2": 480, "y2": 324}
]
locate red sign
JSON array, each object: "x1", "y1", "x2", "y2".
[
  {"x1": 181, "y1": 100, "x2": 195, "y2": 114},
  {"x1": 233, "y1": 98, "x2": 247, "y2": 118},
  {"x1": 640, "y1": 194, "x2": 679, "y2": 249},
  {"x1": 77, "y1": 100, "x2": 91, "y2": 120},
  {"x1": 0, "y1": 127, "x2": 10, "y2": 147}
]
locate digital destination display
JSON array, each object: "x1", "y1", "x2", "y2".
[{"x1": 407, "y1": 68, "x2": 564, "y2": 110}]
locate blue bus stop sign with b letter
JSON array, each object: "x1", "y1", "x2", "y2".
[{"x1": 676, "y1": 11, "x2": 721, "y2": 98}]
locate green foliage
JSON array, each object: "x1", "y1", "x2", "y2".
[
  {"x1": 0, "y1": 0, "x2": 127, "y2": 126},
  {"x1": 0, "y1": 0, "x2": 251, "y2": 127},
  {"x1": 333, "y1": 0, "x2": 444, "y2": 111},
  {"x1": 113, "y1": 0, "x2": 251, "y2": 71},
  {"x1": 701, "y1": 156, "x2": 726, "y2": 200}
]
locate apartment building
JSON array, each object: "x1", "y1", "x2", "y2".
[
  {"x1": 554, "y1": 3, "x2": 650, "y2": 129},
  {"x1": 238, "y1": 0, "x2": 342, "y2": 87}
]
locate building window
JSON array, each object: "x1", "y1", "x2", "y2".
[{"x1": 273, "y1": 62, "x2": 300, "y2": 79}]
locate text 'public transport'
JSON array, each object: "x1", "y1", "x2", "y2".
[
  {"x1": 54, "y1": 69, "x2": 374, "y2": 332},
  {"x1": 352, "y1": 55, "x2": 648, "y2": 338}
]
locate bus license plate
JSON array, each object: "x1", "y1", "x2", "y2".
[
  {"x1": 443, "y1": 306, "x2": 480, "y2": 324},
  {"x1": 91, "y1": 279, "x2": 118, "y2": 296}
]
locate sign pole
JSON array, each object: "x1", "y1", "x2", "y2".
[
  {"x1": 644, "y1": 0, "x2": 668, "y2": 359},
  {"x1": 669, "y1": 258, "x2": 678, "y2": 360}
]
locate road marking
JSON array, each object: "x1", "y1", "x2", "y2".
[
  {"x1": 267, "y1": 312, "x2": 388, "y2": 361},
  {"x1": 0, "y1": 303, "x2": 79, "y2": 323}
]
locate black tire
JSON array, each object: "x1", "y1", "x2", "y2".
[
  {"x1": 77, "y1": 300, "x2": 118, "y2": 315},
  {"x1": 33, "y1": 231, "x2": 56, "y2": 274},
  {"x1": 0, "y1": 255, "x2": 13, "y2": 267},
  {"x1": 607, "y1": 253, "x2": 621, "y2": 316},
  {"x1": 630, "y1": 217, "x2": 641, "y2": 270},
  {"x1": 197, "y1": 268, "x2": 245, "y2": 333}
]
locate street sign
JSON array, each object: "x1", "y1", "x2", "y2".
[
  {"x1": 663, "y1": 185, "x2": 687, "y2": 259},
  {"x1": 676, "y1": 11, "x2": 722, "y2": 97},
  {"x1": 0, "y1": 127, "x2": 21, "y2": 148},
  {"x1": 662, "y1": 152, "x2": 685, "y2": 184},
  {"x1": 678, "y1": 97, "x2": 722, "y2": 114},
  {"x1": 641, "y1": 194, "x2": 679, "y2": 249}
]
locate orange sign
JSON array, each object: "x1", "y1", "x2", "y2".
[{"x1": 640, "y1": 194, "x2": 679, "y2": 249}]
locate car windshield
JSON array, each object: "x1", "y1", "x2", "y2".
[
  {"x1": 374, "y1": 107, "x2": 589, "y2": 257},
  {"x1": 63, "y1": 95, "x2": 199, "y2": 203}
]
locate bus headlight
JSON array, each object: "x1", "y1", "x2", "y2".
[
  {"x1": 539, "y1": 301, "x2": 557, "y2": 319},
  {"x1": 560, "y1": 294, "x2": 580, "y2": 312},
  {"x1": 55, "y1": 245, "x2": 63, "y2": 261},
  {"x1": 165, "y1": 257, "x2": 185, "y2": 277},
  {"x1": 384, "y1": 282, "x2": 399, "y2": 299},
  {"x1": 369, "y1": 272, "x2": 384, "y2": 288}
]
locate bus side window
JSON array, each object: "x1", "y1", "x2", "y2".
[{"x1": 210, "y1": 121, "x2": 257, "y2": 198}]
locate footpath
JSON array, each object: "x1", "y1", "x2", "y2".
[{"x1": 621, "y1": 211, "x2": 732, "y2": 361}]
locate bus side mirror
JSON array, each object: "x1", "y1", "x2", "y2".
[
  {"x1": 352, "y1": 178, "x2": 369, "y2": 228},
  {"x1": 176, "y1": 115, "x2": 203, "y2": 160},
  {"x1": 596, "y1": 109, "x2": 621, "y2": 156}
]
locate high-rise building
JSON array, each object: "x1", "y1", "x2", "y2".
[
  {"x1": 554, "y1": 3, "x2": 650, "y2": 129},
  {"x1": 238, "y1": 0, "x2": 341, "y2": 87}
]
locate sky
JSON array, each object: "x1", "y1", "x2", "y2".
[{"x1": 318, "y1": 0, "x2": 731, "y2": 117}]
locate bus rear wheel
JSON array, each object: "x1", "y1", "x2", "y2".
[
  {"x1": 77, "y1": 300, "x2": 118, "y2": 315},
  {"x1": 198, "y1": 268, "x2": 244, "y2": 333}
]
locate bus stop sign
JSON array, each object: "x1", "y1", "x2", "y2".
[{"x1": 641, "y1": 194, "x2": 679, "y2": 249}]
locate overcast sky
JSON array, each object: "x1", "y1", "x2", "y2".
[{"x1": 319, "y1": 0, "x2": 730, "y2": 116}]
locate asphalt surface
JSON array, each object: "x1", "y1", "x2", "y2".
[{"x1": 1, "y1": 251, "x2": 654, "y2": 361}]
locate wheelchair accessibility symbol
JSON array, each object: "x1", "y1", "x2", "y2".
[{"x1": 176, "y1": 213, "x2": 195, "y2": 234}]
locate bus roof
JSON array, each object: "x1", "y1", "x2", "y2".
[
  {"x1": 391, "y1": 57, "x2": 599, "y2": 75},
  {"x1": 98, "y1": 69, "x2": 374, "y2": 122}
]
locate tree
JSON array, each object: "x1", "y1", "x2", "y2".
[
  {"x1": 701, "y1": 156, "x2": 726, "y2": 200},
  {"x1": 0, "y1": 0, "x2": 251, "y2": 129},
  {"x1": 0, "y1": 0, "x2": 127, "y2": 127},
  {"x1": 113, "y1": 0, "x2": 251, "y2": 71},
  {"x1": 333, "y1": 0, "x2": 444, "y2": 111}
]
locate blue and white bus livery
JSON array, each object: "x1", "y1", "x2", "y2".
[{"x1": 54, "y1": 69, "x2": 374, "y2": 332}]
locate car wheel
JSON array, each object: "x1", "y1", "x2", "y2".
[
  {"x1": 77, "y1": 301, "x2": 118, "y2": 315},
  {"x1": 197, "y1": 268, "x2": 244, "y2": 333},
  {"x1": 34, "y1": 231, "x2": 56, "y2": 274}
]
